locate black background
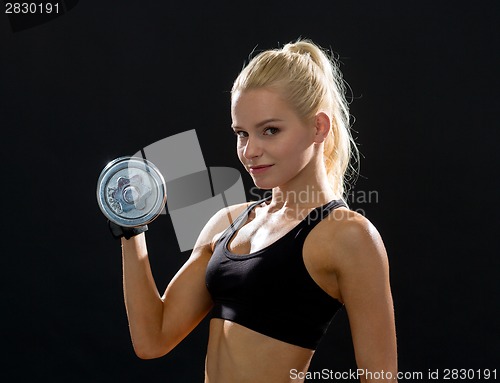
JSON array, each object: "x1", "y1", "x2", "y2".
[{"x1": 1, "y1": 1, "x2": 498, "y2": 382}]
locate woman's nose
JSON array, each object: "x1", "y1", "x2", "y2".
[{"x1": 243, "y1": 137, "x2": 262, "y2": 160}]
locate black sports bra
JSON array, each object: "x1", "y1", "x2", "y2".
[{"x1": 205, "y1": 198, "x2": 346, "y2": 350}]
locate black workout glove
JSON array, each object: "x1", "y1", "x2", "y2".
[{"x1": 108, "y1": 220, "x2": 148, "y2": 240}]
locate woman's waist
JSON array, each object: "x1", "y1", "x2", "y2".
[{"x1": 205, "y1": 318, "x2": 313, "y2": 383}]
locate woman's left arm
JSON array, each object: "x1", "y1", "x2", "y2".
[{"x1": 333, "y1": 215, "x2": 398, "y2": 383}]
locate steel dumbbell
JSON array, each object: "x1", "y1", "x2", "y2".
[{"x1": 96, "y1": 157, "x2": 167, "y2": 227}]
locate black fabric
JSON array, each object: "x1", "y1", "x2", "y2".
[
  {"x1": 108, "y1": 220, "x2": 148, "y2": 240},
  {"x1": 205, "y1": 198, "x2": 346, "y2": 350}
]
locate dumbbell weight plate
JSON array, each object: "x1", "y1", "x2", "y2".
[{"x1": 96, "y1": 157, "x2": 167, "y2": 227}]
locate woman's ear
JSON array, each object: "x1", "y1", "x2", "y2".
[{"x1": 313, "y1": 112, "x2": 331, "y2": 143}]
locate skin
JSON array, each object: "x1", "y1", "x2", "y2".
[{"x1": 121, "y1": 88, "x2": 397, "y2": 382}]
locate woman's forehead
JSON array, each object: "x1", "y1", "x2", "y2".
[{"x1": 231, "y1": 89, "x2": 301, "y2": 128}]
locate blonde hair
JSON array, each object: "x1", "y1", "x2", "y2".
[{"x1": 231, "y1": 38, "x2": 359, "y2": 201}]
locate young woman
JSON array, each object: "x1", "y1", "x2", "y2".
[{"x1": 116, "y1": 39, "x2": 397, "y2": 382}]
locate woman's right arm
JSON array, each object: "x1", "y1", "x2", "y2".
[{"x1": 120, "y1": 204, "x2": 245, "y2": 359}]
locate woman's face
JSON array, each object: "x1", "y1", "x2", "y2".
[{"x1": 231, "y1": 88, "x2": 319, "y2": 190}]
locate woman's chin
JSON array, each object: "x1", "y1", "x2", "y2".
[{"x1": 251, "y1": 179, "x2": 276, "y2": 190}]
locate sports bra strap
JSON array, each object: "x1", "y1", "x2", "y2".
[{"x1": 217, "y1": 197, "x2": 269, "y2": 242}]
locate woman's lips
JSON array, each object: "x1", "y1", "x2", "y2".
[{"x1": 249, "y1": 164, "x2": 273, "y2": 174}]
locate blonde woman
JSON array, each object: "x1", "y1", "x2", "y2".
[{"x1": 116, "y1": 38, "x2": 397, "y2": 382}]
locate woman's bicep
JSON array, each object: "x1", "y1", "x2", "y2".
[{"x1": 158, "y1": 247, "x2": 215, "y2": 354}]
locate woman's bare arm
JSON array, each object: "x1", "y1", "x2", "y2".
[
  {"x1": 121, "y1": 204, "x2": 246, "y2": 359},
  {"x1": 334, "y1": 215, "x2": 398, "y2": 382}
]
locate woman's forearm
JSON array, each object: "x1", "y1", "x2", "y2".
[{"x1": 121, "y1": 233, "x2": 166, "y2": 358}]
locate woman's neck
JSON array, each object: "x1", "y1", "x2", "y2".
[{"x1": 268, "y1": 179, "x2": 338, "y2": 211}]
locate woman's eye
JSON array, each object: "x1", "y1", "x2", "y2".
[
  {"x1": 263, "y1": 127, "x2": 279, "y2": 136},
  {"x1": 233, "y1": 130, "x2": 248, "y2": 138}
]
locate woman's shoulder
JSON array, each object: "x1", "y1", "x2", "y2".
[
  {"x1": 328, "y1": 208, "x2": 381, "y2": 241},
  {"x1": 308, "y1": 208, "x2": 388, "y2": 269},
  {"x1": 303, "y1": 207, "x2": 389, "y2": 302}
]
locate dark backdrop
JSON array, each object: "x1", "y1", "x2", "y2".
[{"x1": 1, "y1": 1, "x2": 498, "y2": 382}]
